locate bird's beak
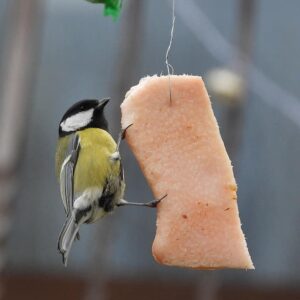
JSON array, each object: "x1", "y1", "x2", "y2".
[{"x1": 97, "y1": 98, "x2": 110, "y2": 109}]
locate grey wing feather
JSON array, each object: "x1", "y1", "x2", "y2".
[{"x1": 60, "y1": 134, "x2": 80, "y2": 216}]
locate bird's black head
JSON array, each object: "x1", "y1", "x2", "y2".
[{"x1": 59, "y1": 98, "x2": 109, "y2": 137}]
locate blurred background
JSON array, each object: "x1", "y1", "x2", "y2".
[{"x1": 0, "y1": 0, "x2": 300, "y2": 299}]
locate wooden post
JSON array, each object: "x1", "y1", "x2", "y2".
[
  {"x1": 0, "y1": 0, "x2": 44, "y2": 298},
  {"x1": 223, "y1": 0, "x2": 256, "y2": 159},
  {"x1": 84, "y1": 1, "x2": 145, "y2": 299}
]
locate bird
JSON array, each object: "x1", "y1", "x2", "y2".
[{"x1": 55, "y1": 98, "x2": 165, "y2": 266}]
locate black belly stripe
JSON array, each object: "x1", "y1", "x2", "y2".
[
  {"x1": 75, "y1": 205, "x2": 92, "y2": 223},
  {"x1": 98, "y1": 193, "x2": 115, "y2": 212}
]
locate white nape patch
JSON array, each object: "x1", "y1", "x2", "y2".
[
  {"x1": 60, "y1": 109, "x2": 94, "y2": 132},
  {"x1": 73, "y1": 187, "x2": 103, "y2": 210}
]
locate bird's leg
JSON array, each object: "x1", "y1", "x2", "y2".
[
  {"x1": 116, "y1": 123, "x2": 133, "y2": 152},
  {"x1": 111, "y1": 124, "x2": 134, "y2": 162},
  {"x1": 117, "y1": 194, "x2": 167, "y2": 208}
]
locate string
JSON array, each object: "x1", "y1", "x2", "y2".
[{"x1": 165, "y1": 0, "x2": 175, "y2": 104}]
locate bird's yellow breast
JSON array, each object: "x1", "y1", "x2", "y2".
[
  {"x1": 55, "y1": 128, "x2": 120, "y2": 195},
  {"x1": 74, "y1": 128, "x2": 119, "y2": 193}
]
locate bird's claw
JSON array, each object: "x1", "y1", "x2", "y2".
[
  {"x1": 146, "y1": 194, "x2": 168, "y2": 208},
  {"x1": 121, "y1": 123, "x2": 133, "y2": 140}
]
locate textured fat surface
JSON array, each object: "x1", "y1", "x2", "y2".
[{"x1": 121, "y1": 75, "x2": 254, "y2": 269}]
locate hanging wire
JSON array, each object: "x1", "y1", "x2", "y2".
[
  {"x1": 171, "y1": 0, "x2": 300, "y2": 128},
  {"x1": 165, "y1": 0, "x2": 175, "y2": 104}
]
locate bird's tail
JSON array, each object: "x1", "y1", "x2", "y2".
[{"x1": 58, "y1": 216, "x2": 80, "y2": 266}]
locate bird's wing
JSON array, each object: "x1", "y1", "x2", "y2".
[{"x1": 60, "y1": 134, "x2": 80, "y2": 216}]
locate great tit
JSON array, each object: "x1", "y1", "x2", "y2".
[{"x1": 55, "y1": 98, "x2": 164, "y2": 266}]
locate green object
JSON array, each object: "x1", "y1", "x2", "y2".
[{"x1": 85, "y1": 0, "x2": 122, "y2": 20}]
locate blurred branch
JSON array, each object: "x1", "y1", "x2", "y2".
[
  {"x1": 0, "y1": 0, "x2": 44, "y2": 298},
  {"x1": 174, "y1": 0, "x2": 300, "y2": 129}
]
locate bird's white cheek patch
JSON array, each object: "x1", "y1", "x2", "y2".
[{"x1": 60, "y1": 109, "x2": 94, "y2": 132}]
